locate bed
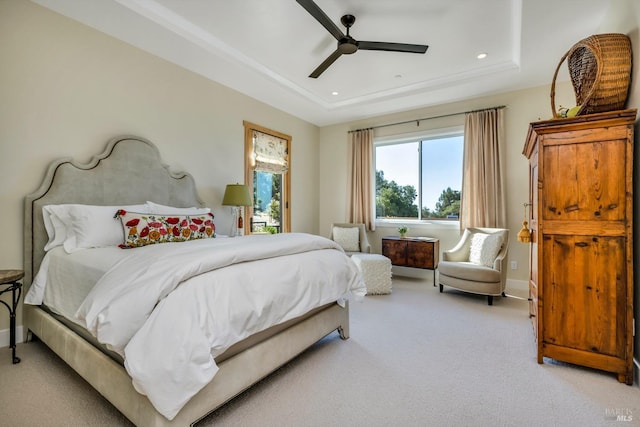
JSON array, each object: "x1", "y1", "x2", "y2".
[{"x1": 23, "y1": 135, "x2": 365, "y2": 426}]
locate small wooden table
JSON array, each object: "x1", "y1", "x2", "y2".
[
  {"x1": 382, "y1": 237, "x2": 439, "y2": 285},
  {"x1": 0, "y1": 269, "x2": 24, "y2": 364}
]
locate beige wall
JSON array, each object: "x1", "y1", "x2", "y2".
[
  {"x1": 0, "y1": 1, "x2": 319, "y2": 333},
  {"x1": 2, "y1": 0, "x2": 638, "y2": 361},
  {"x1": 320, "y1": 1, "x2": 640, "y2": 282},
  {"x1": 319, "y1": 0, "x2": 640, "y2": 370},
  {"x1": 319, "y1": 83, "x2": 575, "y2": 283}
]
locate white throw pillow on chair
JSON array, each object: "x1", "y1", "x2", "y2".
[
  {"x1": 332, "y1": 226, "x2": 360, "y2": 252},
  {"x1": 469, "y1": 232, "x2": 503, "y2": 267}
]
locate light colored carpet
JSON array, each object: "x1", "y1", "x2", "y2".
[{"x1": 1, "y1": 277, "x2": 639, "y2": 427}]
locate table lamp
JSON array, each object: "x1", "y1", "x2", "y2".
[{"x1": 222, "y1": 184, "x2": 252, "y2": 237}]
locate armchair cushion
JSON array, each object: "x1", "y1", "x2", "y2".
[
  {"x1": 332, "y1": 226, "x2": 360, "y2": 252},
  {"x1": 438, "y1": 261, "x2": 501, "y2": 283},
  {"x1": 329, "y1": 223, "x2": 371, "y2": 255},
  {"x1": 469, "y1": 233, "x2": 503, "y2": 267}
]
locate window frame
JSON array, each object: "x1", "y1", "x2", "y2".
[
  {"x1": 243, "y1": 121, "x2": 291, "y2": 234},
  {"x1": 374, "y1": 125, "x2": 464, "y2": 225}
]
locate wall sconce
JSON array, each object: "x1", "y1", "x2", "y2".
[
  {"x1": 517, "y1": 202, "x2": 532, "y2": 243},
  {"x1": 222, "y1": 183, "x2": 252, "y2": 237}
]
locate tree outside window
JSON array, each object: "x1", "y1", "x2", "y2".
[{"x1": 375, "y1": 132, "x2": 463, "y2": 221}]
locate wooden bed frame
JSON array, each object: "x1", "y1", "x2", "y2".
[{"x1": 23, "y1": 136, "x2": 349, "y2": 426}]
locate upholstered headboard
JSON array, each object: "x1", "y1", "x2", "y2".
[{"x1": 23, "y1": 136, "x2": 205, "y2": 290}]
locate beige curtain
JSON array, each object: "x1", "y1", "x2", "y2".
[
  {"x1": 348, "y1": 129, "x2": 375, "y2": 230},
  {"x1": 460, "y1": 108, "x2": 506, "y2": 229}
]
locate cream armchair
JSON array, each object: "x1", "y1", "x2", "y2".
[
  {"x1": 330, "y1": 223, "x2": 371, "y2": 256},
  {"x1": 438, "y1": 227, "x2": 509, "y2": 305}
]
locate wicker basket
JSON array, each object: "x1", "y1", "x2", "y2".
[{"x1": 551, "y1": 33, "x2": 632, "y2": 118}]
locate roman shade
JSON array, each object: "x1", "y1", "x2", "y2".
[{"x1": 252, "y1": 130, "x2": 288, "y2": 173}]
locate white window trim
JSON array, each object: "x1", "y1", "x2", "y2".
[
  {"x1": 375, "y1": 217, "x2": 460, "y2": 230},
  {"x1": 375, "y1": 125, "x2": 463, "y2": 146}
]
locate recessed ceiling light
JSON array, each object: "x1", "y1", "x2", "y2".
[
  {"x1": 331, "y1": 91, "x2": 339, "y2": 96},
  {"x1": 477, "y1": 53, "x2": 488, "y2": 59},
  {"x1": 394, "y1": 74, "x2": 403, "y2": 78}
]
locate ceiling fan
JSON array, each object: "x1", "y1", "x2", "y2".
[{"x1": 296, "y1": 0, "x2": 429, "y2": 78}]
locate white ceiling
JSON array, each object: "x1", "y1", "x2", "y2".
[{"x1": 33, "y1": 0, "x2": 611, "y2": 126}]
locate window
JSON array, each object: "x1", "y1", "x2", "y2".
[
  {"x1": 243, "y1": 121, "x2": 291, "y2": 234},
  {"x1": 375, "y1": 128, "x2": 463, "y2": 221}
]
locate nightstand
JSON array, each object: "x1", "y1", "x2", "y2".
[{"x1": 0, "y1": 269, "x2": 24, "y2": 364}]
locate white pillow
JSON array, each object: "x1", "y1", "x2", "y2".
[
  {"x1": 469, "y1": 232, "x2": 503, "y2": 267},
  {"x1": 42, "y1": 206, "x2": 69, "y2": 251},
  {"x1": 43, "y1": 204, "x2": 84, "y2": 251},
  {"x1": 42, "y1": 206, "x2": 55, "y2": 247},
  {"x1": 60, "y1": 204, "x2": 149, "y2": 253},
  {"x1": 332, "y1": 226, "x2": 360, "y2": 252},
  {"x1": 146, "y1": 201, "x2": 210, "y2": 215}
]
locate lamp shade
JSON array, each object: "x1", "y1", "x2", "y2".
[{"x1": 222, "y1": 184, "x2": 252, "y2": 207}]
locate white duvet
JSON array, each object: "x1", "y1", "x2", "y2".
[{"x1": 70, "y1": 233, "x2": 365, "y2": 420}]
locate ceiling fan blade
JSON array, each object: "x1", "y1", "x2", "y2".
[
  {"x1": 359, "y1": 41, "x2": 429, "y2": 54},
  {"x1": 309, "y1": 49, "x2": 342, "y2": 78},
  {"x1": 296, "y1": 0, "x2": 345, "y2": 41}
]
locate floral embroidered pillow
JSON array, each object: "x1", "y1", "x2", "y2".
[{"x1": 115, "y1": 210, "x2": 216, "y2": 248}]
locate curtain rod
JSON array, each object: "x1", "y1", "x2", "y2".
[{"x1": 348, "y1": 105, "x2": 507, "y2": 133}]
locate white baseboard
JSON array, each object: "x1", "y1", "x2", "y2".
[
  {"x1": 392, "y1": 270, "x2": 530, "y2": 298},
  {"x1": 0, "y1": 326, "x2": 24, "y2": 348},
  {"x1": 505, "y1": 278, "x2": 528, "y2": 298}
]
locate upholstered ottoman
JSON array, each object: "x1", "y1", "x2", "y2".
[{"x1": 351, "y1": 254, "x2": 392, "y2": 295}]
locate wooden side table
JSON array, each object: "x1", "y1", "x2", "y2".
[
  {"x1": 0, "y1": 269, "x2": 24, "y2": 364},
  {"x1": 382, "y1": 237, "x2": 439, "y2": 285}
]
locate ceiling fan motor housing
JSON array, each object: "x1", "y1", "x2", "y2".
[{"x1": 338, "y1": 37, "x2": 358, "y2": 54}]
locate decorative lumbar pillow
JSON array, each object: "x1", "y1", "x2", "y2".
[
  {"x1": 116, "y1": 210, "x2": 216, "y2": 248},
  {"x1": 332, "y1": 226, "x2": 360, "y2": 252},
  {"x1": 469, "y1": 232, "x2": 503, "y2": 267}
]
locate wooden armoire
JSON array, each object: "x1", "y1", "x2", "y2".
[{"x1": 522, "y1": 109, "x2": 635, "y2": 385}]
